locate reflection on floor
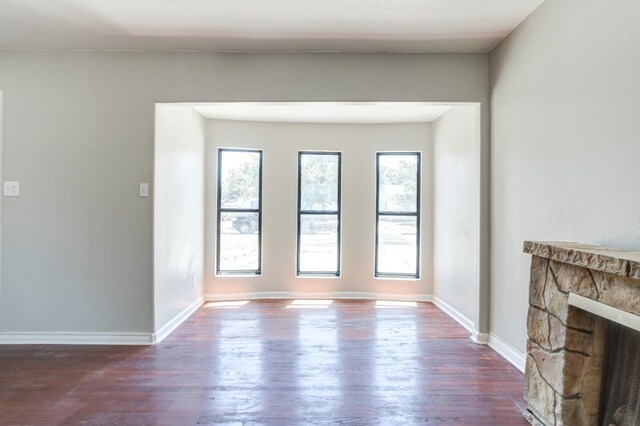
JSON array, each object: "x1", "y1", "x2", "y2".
[{"x1": 0, "y1": 300, "x2": 527, "y2": 425}]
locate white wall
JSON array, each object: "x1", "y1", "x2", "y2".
[
  {"x1": 0, "y1": 91, "x2": 3, "y2": 310},
  {"x1": 205, "y1": 120, "x2": 433, "y2": 297},
  {"x1": 0, "y1": 51, "x2": 489, "y2": 333},
  {"x1": 432, "y1": 106, "x2": 481, "y2": 331},
  {"x1": 490, "y1": 0, "x2": 640, "y2": 353},
  {"x1": 154, "y1": 105, "x2": 206, "y2": 332}
]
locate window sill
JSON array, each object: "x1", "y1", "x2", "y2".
[
  {"x1": 296, "y1": 273, "x2": 341, "y2": 279},
  {"x1": 216, "y1": 272, "x2": 262, "y2": 278},
  {"x1": 374, "y1": 274, "x2": 420, "y2": 281}
]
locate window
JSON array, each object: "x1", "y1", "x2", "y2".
[
  {"x1": 297, "y1": 152, "x2": 341, "y2": 276},
  {"x1": 375, "y1": 152, "x2": 420, "y2": 279},
  {"x1": 216, "y1": 148, "x2": 262, "y2": 275}
]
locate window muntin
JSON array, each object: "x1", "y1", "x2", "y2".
[
  {"x1": 297, "y1": 152, "x2": 341, "y2": 276},
  {"x1": 375, "y1": 152, "x2": 420, "y2": 279},
  {"x1": 216, "y1": 148, "x2": 262, "y2": 275}
]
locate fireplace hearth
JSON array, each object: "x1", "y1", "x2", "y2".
[{"x1": 523, "y1": 241, "x2": 640, "y2": 426}]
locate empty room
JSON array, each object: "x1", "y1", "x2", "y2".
[{"x1": 1, "y1": 0, "x2": 639, "y2": 425}]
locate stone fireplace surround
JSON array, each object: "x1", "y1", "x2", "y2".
[{"x1": 523, "y1": 241, "x2": 640, "y2": 426}]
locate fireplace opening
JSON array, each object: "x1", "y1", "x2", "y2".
[{"x1": 601, "y1": 321, "x2": 640, "y2": 426}]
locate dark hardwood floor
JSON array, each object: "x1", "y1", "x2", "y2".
[{"x1": 0, "y1": 300, "x2": 526, "y2": 425}]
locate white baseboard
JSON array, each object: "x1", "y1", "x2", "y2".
[
  {"x1": 0, "y1": 295, "x2": 206, "y2": 346},
  {"x1": 471, "y1": 331, "x2": 490, "y2": 344},
  {"x1": 205, "y1": 292, "x2": 495, "y2": 346},
  {"x1": 0, "y1": 291, "x2": 527, "y2": 376},
  {"x1": 152, "y1": 295, "x2": 205, "y2": 344},
  {"x1": 205, "y1": 291, "x2": 434, "y2": 303},
  {"x1": 488, "y1": 332, "x2": 526, "y2": 373},
  {"x1": 0, "y1": 331, "x2": 154, "y2": 345},
  {"x1": 430, "y1": 296, "x2": 488, "y2": 344}
]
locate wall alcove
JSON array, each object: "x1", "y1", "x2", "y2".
[{"x1": 153, "y1": 101, "x2": 487, "y2": 345}]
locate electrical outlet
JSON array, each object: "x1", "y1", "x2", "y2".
[
  {"x1": 3, "y1": 181, "x2": 19, "y2": 197},
  {"x1": 139, "y1": 183, "x2": 149, "y2": 198}
]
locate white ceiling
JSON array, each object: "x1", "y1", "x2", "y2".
[
  {"x1": 0, "y1": 0, "x2": 545, "y2": 52},
  {"x1": 191, "y1": 102, "x2": 453, "y2": 124}
]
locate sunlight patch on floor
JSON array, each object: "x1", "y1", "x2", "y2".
[
  {"x1": 205, "y1": 301, "x2": 250, "y2": 308},
  {"x1": 286, "y1": 299, "x2": 334, "y2": 309},
  {"x1": 375, "y1": 300, "x2": 417, "y2": 308}
]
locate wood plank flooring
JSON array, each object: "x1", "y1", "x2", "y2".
[{"x1": 0, "y1": 300, "x2": 527, "y2": 425}]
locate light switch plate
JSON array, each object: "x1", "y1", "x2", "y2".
[
  {"x1": 139, "y1": 183, "x2": 149, "y2": 198},
  {"x1": 3, "y1": 181, "x2": 19, "y2": 197}
]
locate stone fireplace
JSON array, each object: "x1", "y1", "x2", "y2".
[{"x1": 523, "y1": 241, "x2": 640, "y2": 425}]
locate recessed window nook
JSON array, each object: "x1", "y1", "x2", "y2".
[{"x1": 153, "y1": 101, "x2": 485, "y2": 343}]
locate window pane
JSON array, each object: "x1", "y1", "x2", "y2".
[
  {"x1": 219, "y1": 212, "x2": 260, "y2": 271},
  {"x1": 377, "y1": 216, "x2": 417, "y2": 275},
  {"x1": 299, "y1": 214, "x2": 338, "y2": 273},
  {"x1": 220, "y1": 151, "x2": 260, "y2": 210},
  {"x1": 378, "y1": 155, "x2": 418, "y2": 213},
  {"x1": 300, "y1": 154, "x2": 339, "y2": 211}
]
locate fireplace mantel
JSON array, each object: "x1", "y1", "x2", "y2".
[
  {"x1": 522, "y1": 241, "x2": 640, "y2": 426},
  {"x1": 524, "y1": 241, "x2": 640, "y2": 280}
]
